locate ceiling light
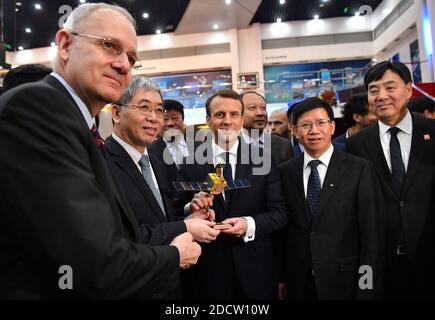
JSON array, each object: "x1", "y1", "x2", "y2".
[
  {"x1": 16, "y1": 2, "x2": 22, "y2": 6},
  {"x1": 276, "y1": 18, "x2": 282, "y2": 23},
  {"x1": 25, "y1": 28, "x2": 32, "y2": 33},
  {"x1": 79, "y1": 0, "x2": 86, "y2": 3},
  {"x1": 18, "y1": 46, "x2": 24, "y2": 51},
  {"x1": 355, "y1": 12, "x2": 360, "y2": 16},
  {"x1": 142, "y1": 12, "x2": 149, "y2": 19},
  {"x1": 156, "y1": 29, "x2": 161, "y2": 34},
  {"x1": 34, "y1": 3, "x2": 42, "y2": 10},
  {"x1": 50, "y1": 42, "x2": 56, "y2": 47},
  {"x1": 15, "y1": 8, "x2": 19, "y2": 12},
  {"x1": 225, "y1": 0, "x2": 231, "y2": 5},
  {"x1": 314, "y1": 14, "x2": 319, "y2": 20},
  {"x1": 213, "y1": 24, "x2": 219, "y2": 30},
  {"x1": 322, "y1": 0, "x2": 329, "y2": 2},
  {"x1": 279, "y1": 0, "x2": 285, "y2": 4}
]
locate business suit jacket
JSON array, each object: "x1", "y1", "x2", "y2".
[
  {"x1": 0, "y1": 76, "x2": 179, "y2": 299},
  {"x1": 148, "y1": 137, "x2": 179, "y2": 188},
  {"x1": 270, "y1": 135, "x2": 294, "y2": 165},
  {"x1": 333, "y1": 132, "x2": 346, "y2": 145},
  {"x1": 174, "y1": 139, "x2": 288, "y2": 299},
  {"x1": 105, "y1": 137, "x2": 186, "y2": 245},
  {"x1": 279, "y1": 149, "x2": 382, "y2": 299},
  {"x1": 346, "y1": 114, "x2": 435, "y2": 298}
]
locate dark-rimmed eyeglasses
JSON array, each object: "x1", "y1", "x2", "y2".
[{"x1": 70, "y1": 32, "x2": 142, "y2": 69}]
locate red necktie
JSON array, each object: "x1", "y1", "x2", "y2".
[{"x1": 90, "y1": 124, "x2": 105, "y2": 147}]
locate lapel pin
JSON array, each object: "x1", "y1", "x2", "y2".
[
  {"x1": 423, "y1": 134, "x2": 430, "y2": 141},
  {"x1": 329, "y1": 184, "x2": 334, "y2": 187}
]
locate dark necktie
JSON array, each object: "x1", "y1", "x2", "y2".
[
  {"x1": 307, "y1": 160, "x2": 321, "y2": 224},
  {"x1": 139, "y1": 154, "x2": 166, "y2": 217},
  {"x1": 389, "y1": 127, "x2": 405, "y2": 193},
  {"x1": 90, "y1": 124, "x2": 105, "y2": 147},
  {"x1": 222, "y1": 152, "x2": 233, "y2": 182}
]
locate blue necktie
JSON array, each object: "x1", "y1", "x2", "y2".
[
  {"x1": 139, "y1": 154, "x2": 166, "y2": 217},
  {"x1": 222, "y1": 152, "x2": 233, "y2": 182},
  {"x1": 307, "y1": 160, "x2": 321, "y2": 224},
  {"x1": 389, "y1": 127, "x2": 405, "y2": 193}
]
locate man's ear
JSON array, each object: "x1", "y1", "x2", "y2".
[
  {"x1": 56, "y1": 30, "x2": 73, "y2": 62},
  {"x1": 352, "y1": 113, "x2": 363, "y2": 124},
  {"x1": 112, "y1": 105, "x2": 122, "y2": 125}
]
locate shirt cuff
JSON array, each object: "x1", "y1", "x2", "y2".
[
  {"x1": 242, "y1": 216, "x2": 256, "y2": 243},
  {"x1": 183, "y1": 203, "x2": 191, "y2": 216}
]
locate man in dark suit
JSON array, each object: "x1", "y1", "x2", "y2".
[
  {"x1": 240, "y1": 91, "x2": 293, "y2": 164},
  {"x1": 0, "y1": 3, "x2": 200, "y2": 299},
  {"x1": 106, "y1": 76, "x2": 219, "y2": 246},
  {"x1": 333, "y1": 93, "x2": 377, "y2": 144},
  {"x1": 347, "y1": 61, "x2": 435, "y2": 299},
  {"x1": 174, "y1": 90, "x2": 288, "y2": 299},
  {"x1": 279, "y1": 97, "x2": 382, "y2": 300},
  {"x1": 149, "y1": 99, "x2": 191, "y2": 187}
]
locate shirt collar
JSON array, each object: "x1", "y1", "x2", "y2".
[
  {"x1": 242, "y1": 128, "x2": 264, "y2": 145},
  {"x1": 51, "y1": 72, "x2": 95, "y2": 130},
  {"x1": 303, "y1": 143, "x2": 334, "y2": 169},
  {"x1": 112, "y1": 133, "x2": 149, "y2": 165},
  {"x1": 212, "y1": 138, "x2": 239, "y2": 159},
  {"x1": 378, "y1": 110, "x2": 413, "y2": 137}
]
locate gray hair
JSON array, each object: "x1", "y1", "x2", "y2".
[
  {"x1": 117, "y1": 76, "x2": 163, "y2": 105},
  {"x1": 63, "y1": 3, "x2": 136, "y2": 31}
]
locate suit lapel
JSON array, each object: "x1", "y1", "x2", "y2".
[
  {"x1": 401, "y1": 114, "x2": 428, "y2": 195},
  {"x1": 313, "y1": 150, "x2": 346, "y2": 225},
  {"x1": 365, "y1": 124, "x2": 397, "y2": 197},
  {"x1": 106, "y1": 138, "x2": 167, "y2": 222}
]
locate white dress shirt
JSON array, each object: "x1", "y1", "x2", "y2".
[
  {"x1": 112, "y1": 133, "x2": 159, "y2": 189},
  {"x1": 378, "y1": 110, "x2": 412, "y2": 173},
  {"x1": 51, "y1": 72, "x2": 95, "y2": 130},
  {"x1": 164, "y1": 136, "x2": 189, "y2": 167},
  {"x1": 303, "y1": 144, "x2": 334, "y2": 197},
  {"x1": 242, "y1": 129, "x2": 264, "y2": 147}
]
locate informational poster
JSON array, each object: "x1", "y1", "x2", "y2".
[{"x1": 409, "y1": 39, "x2": 422, "y2": 83}]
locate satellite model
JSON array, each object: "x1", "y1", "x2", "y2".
[{"x1": 173, "y1": 163, "x2": 251, "y2": 230}]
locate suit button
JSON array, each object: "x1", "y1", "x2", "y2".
[{"x1": 399, "y1": 201, "x2": 405, "y2": 207}]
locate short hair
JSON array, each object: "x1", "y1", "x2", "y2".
[
  {"x1": 63, "y1": 3, "x2": 136, "y2": 32},
  {"x1": 364, "y1": 61, "x2": 412, "y2": 89},
  {"x1": 240, "y1": 91, "x2": 266, "y2": 103},
  {"x1": 407, "y1": 96, "x2": 435, "y2": 114},
  {"x1": 205, "y1": 90, "x2": 244, "y2": 117},
  {"x1": 163, "y1": 99, "x2": 184, "y2": 120},
  {"x1": 291, "y1": 97, "x2": 334, "y2": 125},
  {"x1": 2, "y1": 64, "x2": 52, "y2": 92},
  {"x1": 116, "y1": 76, "x2": 162, "y2": 106},
  {"x1": 341, "y1": 93, "x2": 369, "y2": 127}
]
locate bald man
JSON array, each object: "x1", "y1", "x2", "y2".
[{"x1": 268, "y1": 109, "x2": 291, "y2": 139}]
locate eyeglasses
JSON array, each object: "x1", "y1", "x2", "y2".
[
  {"x1": 118, "y1": 104, "x2": 166, "y2": 119},
  {"x1": 70, "y1": 32, "x2": 142, "y2": 69},
  {"x1": 295, "y1": 119, "x2": 332, "y2": 131}
]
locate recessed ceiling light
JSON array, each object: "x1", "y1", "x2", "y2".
[
  {"x1": 213, "y1": 24, "x2": 219, "y2": 30},
  {"x1": 16, "y1": 2, "x2": 22, "y2": 6},
  {"x1": 276, "y1": 18, "x2": 282, "y2": 23},
  {"x1": 18, "y1": 46, "x2": 24, "y2": 51},
  {"x1": 142, "y1": 12, "x2": 149, "y2": 19},
  {"x1": 314, "y1": 14, "x2": 319, "y2": 20},
  {"x1": 25, "y1": 28, "x2": 32, "y2": 33},
  {"x1": 279, "y1": 0, "x2": 285, "y2": 4},
  {"x1": 355, "y1": 12, "x2": 360, "y2": 16},
  {"x1": 50, "y1": 42, "x2": 56, "y2": 47},
  {"x1": 225, "y1": 0, "x2": 231, "y2": 5},
  {"x1": 156, "y1": 29, "x2": 161, "y2": 34},
  {"x1": 34, "y1": 3, "x2": 42, "y2": 10}
]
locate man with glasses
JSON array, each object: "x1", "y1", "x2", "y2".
[
  {"x1": 105, "y1": 76, "x2": 219, "y2": 265},
  {"x1": 278, "y1": 97, "x2": 382, "y2": 300},
  {"x1": 0, "y1": 3, "x2": 200, "y2": 299}
]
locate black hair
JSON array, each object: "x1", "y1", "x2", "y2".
[
  {"x1": 407, "y1": 96, "x2": 435, "y2": 114},
  {"x1": 2, "y1": 64, "x2": 52, "y2": 92},
  {"x1": 291, "y1": 97, "x2": 334, "y2": 125},
  {"x1": 364, "y1": 61, "x2": 412, "y2": 89},
  {"x1": 342, "y1": 93, "x2": 369, "y2": 127},
  {"x1": 240, "y1": 90, "x2": 266, "y2": 103},
  {"x1": 205, "y1": 90, "x2": 244, "y2": 117},
  {"x1": 163, "y1": 99, "x2": 185, "y2": 120}
]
